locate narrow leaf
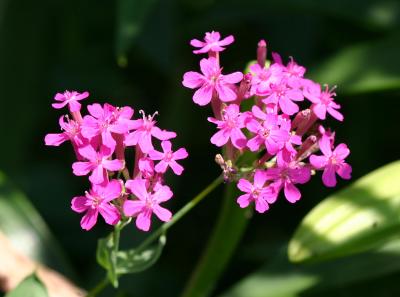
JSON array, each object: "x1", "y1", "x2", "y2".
[
  {"x1": 289, "y1": 160, "x2": 400, "y2": 263},
  {"x1": 5, "y1": 274, "x2": 48, "y2": 297}
]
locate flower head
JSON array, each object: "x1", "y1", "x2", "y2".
[
  {"x1": 190, "y1": 31, "x2": 234, "y2": 54},
  {"x1": 149, "y1": 141, "x2": 188, "y2": 175},
  {"x1": 52, "y1": 90, "x2": 89, "y2": 112}
]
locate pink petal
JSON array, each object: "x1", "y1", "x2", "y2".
[
  {"x1": 87, "y1": 103, "x2": 104, "y2": 119},
  {"x1": 279, "y1": 97, "x2": 299, "y2": 115},
  {"x1": 334, "y1": 143, "x2": 350, "y2": 160},
  {"x1": 76, "y1": 91, "x2": 89, "y2": 101},
  {"x1": 102, "y1": 131, "x2": 116, "y2": 150},
  {"x1": 152, "y1": 205, "x2": 172, "y2": 222},
  {"x1": 151, "y1": 127, "x2": 177, "y2": 141},
  {"x1": 310, "y1": 155, "x2": 328, "y2": 169},
  {"x1": 161, "y1": 140, "x2": 172, "y2": 152},
  {"x1": 284, "y1": 182, "x2": 301, "y2": 203},
  {"x1": 99, "y1": 203, "x2": 120, "y2": 225},
  {"x1": 210, "y1": 129, "x2": 230, "y2": 147},
  {"x1": 153, "y1": 185, "x2": 173, "y2": 203},
  {"x1": 68, "y1": 101, "x2": 81, "y2": 112},
  {"x1": 78, "y1": 145, "x2": 98, "y2": 161},
  {"x1": 322, "y1": 165, "x2": 337, "y2": 187},
  {"x1": 45, "y1": 133, "x2": 69, "y2": 146},
  {"x1": 254, "y1": 197, "x2": 269, "y2": 213},
  {"x1": 287, "y1": 89, "x2": 304, "y2": 101},
  {"x1": 247, "y1": 136, "x2": 264, "y2": 152},
  {"x1": 148, "y1": 149, "x2": 164, "y2": 161},
  {"x1": 253, "y1": 170, "x2": 267, "y2": 188},
  {"x1": 223, "y1": 72, "x2": 243, "y2": 84},
  {"x1": 126, "y1": 179, "x2": 148, "y2": 200},
  {"x1": 182, "y1": 71, "x2": 204, "y2": 89},
  {"x1": 89, "y1": 165, "x2": 106, "y2": 185},
  {"x1": 230, "y1": 128, "x2": 247, "y2": 149},
  {"x1": 155, "y1": 160, "x2": 169, "y2": 173},
  {"x1": 200, "y1": 57, "x2": 218, "y2": 77},
  {"x1": 327, "y1": 107, "x2": 344, "y2": 121},
  {"x1": 136, "y1": 209, "x2": 152, "y2": 232},
  {"x1": 216, "y1": 84, "x2": 237, "y2": 102},
  {"x1": 51, "y1": 102, "x2": 68, "y2": 109},
  {"x1": 54, "y1": 93, "x2": 66, "y2": 101},
  {"x1": 237, "y1": 194, "x2": 251, "y2": 208},
  {"x1": 103, "y1": 159, "x2": 124, "y2": 172},
  {"x1": 337, "y1": 163, "x2": 352, "y2": 180},
  {"x1": 169, "y1": 160, "x2": 184, "y2": 175},
  {"x1": 237, "y1": 178, "x2": 253, "y2": 193},
  {"x1": 193, "y1": 84, "x2": 213, "y2": 106},
  {"x1": 290, "y1": 167, "x2": 311, "y2": 184},
  {"x1": 173, "y1": 148, "x2": 188, "y2": 160},
  {"x1": 80, "y1": 209, "x2": 98, "y2": 231},
  {"x1": 72, "y1": 161, "x2": 93, "y2": 176},
  {"x1": 71, "y1": 196, "x2": 89, "y2": 213},
  {"x1": 190, "y1": 39, "x2": 205, "y2": 47},
  {"x1": 319, "y1": 135, "x2": 332, "y2": 157},
  {"x1": 219, "y1": 35, "x2": 234, "y2": 46},
  {"x1": 123, "y1": 200, "x2": 145, "y2": 217},
  {"x1": 102, "y1": 180, "x2": 122, "y2": 200},
  {"x1": 313, "y1": 103, "x2": 327, "y2": 120}
]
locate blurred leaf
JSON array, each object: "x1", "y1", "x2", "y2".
[
  {"x1": 219, "y1": 238, "x2": 400, "y2": 297},
  {"x1": 0, "y1": 171, "x2": 75, "y2": 278},
  {"x1": 97, "y1": 232, "x2": 166, "y2": 288},
  {"x1": 309, "y1": 34, "x2": 400, "y2": 94},
  {"x1": 288, "y1": 160, "x2": 400, "y2": 263},
  {"x1": 5, "y1": 274, "x2": 48, "y2": 297},
  {"x1": 115, "y1": 0, "x2": 158, "y2": 63}
]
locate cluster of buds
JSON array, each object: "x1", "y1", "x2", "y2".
[
  {"x1": 45, "y1": 91, "x2": 188, "y2": 231},
  {"x1": 183, "y1": 31, "x2": 351, "y2": 213}
]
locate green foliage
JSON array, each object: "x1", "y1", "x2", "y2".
[
  {"x1": 5, "y1": 274, "x2": 48, "y2": 297},
  {"x1": 289, "y1": 160, "x2": 400, "y2": 263},
  {"x1": 219, "y1": 238, "x2": 400, "y2": 297},
  {"x1": 97, "y1": 232, "x2": 166, "y2": 288}
]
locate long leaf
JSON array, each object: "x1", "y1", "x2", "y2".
[
  {"x1": 5, "y1": 274, "x2": 48, "y2": 297},
  {"x1": 288, "y1": 160, "x2": 400, "y2": 263}
]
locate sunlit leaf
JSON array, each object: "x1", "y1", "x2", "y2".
[
  {"x1": 288, "y1": 160, "x2": 400, "y2": 263},
  {"x1": 5, "y1": 274, "x2": 48, "y2": 297},
  {"x1": 219, "y1": 238, "x2": 400, "y2": 297}
]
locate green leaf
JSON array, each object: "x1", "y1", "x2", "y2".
[
  {"x1": 219, "y1": 238, "x2": 400, "y2": 297},
  {"x1": 0, "y1": 171, "x2": 74, "y2": 278},
  {"x1": 115, "y1": 0, "x2": 158, "y2": 64},
  {"x1": 309, "y1": 34, "x2": 400, "y2": 94},
  {"x1": 97, "y1": 233, "x2": 166, "y2": 287},
  {"x1": 288, "y1": 160, "x2": 400, "y2": 263},
  {"x1": 5, "y1": 274, "x2": 48, "y2": 297}
]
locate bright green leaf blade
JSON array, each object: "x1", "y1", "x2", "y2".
[
  {"x1": 219, "y1": 238, "x2": 400, "y2": 297},
  {"x1": 96, "y1": 233, "x2": 119, "y2": 287},
  {"x1": 309, "y1": 34, "x2": 400, "y2": 94},
  {"x1": 288, "y1": 160, "x2": 400, "y2": 263},
  {"x1": 5, "y1": 274, "x2": 48, "y2": 297},
  {"x1": 0, "y1": 172, "x2": 74, "y2": 278}
]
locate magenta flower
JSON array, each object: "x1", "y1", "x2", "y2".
[
  {"x1": 249, "y1": 63, "x2": 283, "y2": 96},
  {"x1": 262, "y1": 81, "x2": 304, "y2": 116},
  {"x1": 265, "y1": 154, "x2": 311, "y2": 203},
  {"x1": 182, "y1": 57, "x2": 243, "y2": 106},
  {"x1": 72, "y1": 145, "x2": 124, "y2": 184},
  {"x1": 124, "y1": 111, "x2": 176, "y2": 153},
  {"x1": 282, "y1": 58, "x2": 306, "y2": 88},
  {"x1": 304, "y1": 81, "x2": 343, "y2": 121},
  {"x1": 246, "y1": 106, "x2": 289, "y2": 153},
  {"x1": 45, "y1": 115, "x2": 85, "y2": 147},
  {"x1": 237, "y1": 170, "x2": 277, "y2": 213},
  {"x1": 310, "y1": 136, "x2": 352, "y2": 187},
  {"x1": 71, "y1": 180, "x2": 122, "y2": 231},
  {"x1": 123, "y1": 179, "x2": 173, "y2": 232},
  {"x1": 190, "y1": 31, "x2": 234, "y2": 54},
  {"x1": 208, "y1": 104, "x2": 247, "y2": 149},
  {"x1": 148, "y1": 141, "x2": 188, "y2": 175},
  {"x1": 52, "y1": 90, "x2": 89, "y2": 112},
  {"x1": 81, "y1": 103, "x2": 135, "y2": 150}
]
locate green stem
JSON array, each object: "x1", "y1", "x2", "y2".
[
  {"x1": 180, "y1": 182, "x2": 250, "y2": 297},
  {"x1": 86, "y1": 276, "x2": 109, "y2": 297},
  {"x1": 136, "y1": 175, "x2": 223, "y2": 252}
]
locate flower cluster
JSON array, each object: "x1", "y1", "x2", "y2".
[
  {"x1": 183, "y1": 31, "x2": 351, "y2": 213},
  {"x1": 45, "y1": 91, "x2": 188, "y2": 231}
]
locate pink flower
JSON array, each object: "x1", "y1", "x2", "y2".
[
  {"x1": 208, "y1": 104, "x2": 247, "y2": 149},
  {"x1": 265, "y1": 154, "x2": 311, "y2": 203},
  {"x1": 45, "y1": 115, "x2": 85, "y2": 147},
  {"x1": 182, "y1": 57, "x2": 243, "y2": 106},
  {"x1": 262, "y1": 81, "x2": 304, "y2": 116},
  {"x1": 148, "y1": 141, "x2": 188, "y2": 175},
  {"x1": 246, "y1": 106, "x2": 289, "y2": 153},
  {"x1": 123, "y1": 179, "x2": 173, "y2": 232},
  {"x1": 71, "y1": 180, "x2": 122, "y2": 231},
  {"x1": 190, "y1": 31, "x2": 234, "y2": 54},
  {"x1": 124, "y1": 111, "x2": 176, "y2": 153},
  {"x1": 309, "y1": 136, "x2": 352, "y2": 187},
  {"x1": 237, "y1": 170, "x2": 277, "y2": 213},
  {"x1": 52, "y1": 90, "x2": 89, "y2": 112},
  {"x1": 81, "y1": 103, "x2": 136, "y2": 150},
  {"x1": 282, "y1": 58, "x2": 306, "y2": 88},
  {"x1": 303, "y1": 81, "x2": 343, "y2": 121},
  {"x1": 249, "y1": 63, "x2": 283, "y2": 96},
  {"x1": 72, "y1": 145, "x2": 124, "y2": 184}
]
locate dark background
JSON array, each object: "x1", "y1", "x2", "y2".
[{"x1": 0, "y1": 0, "x2": 399, "y2": 296}]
